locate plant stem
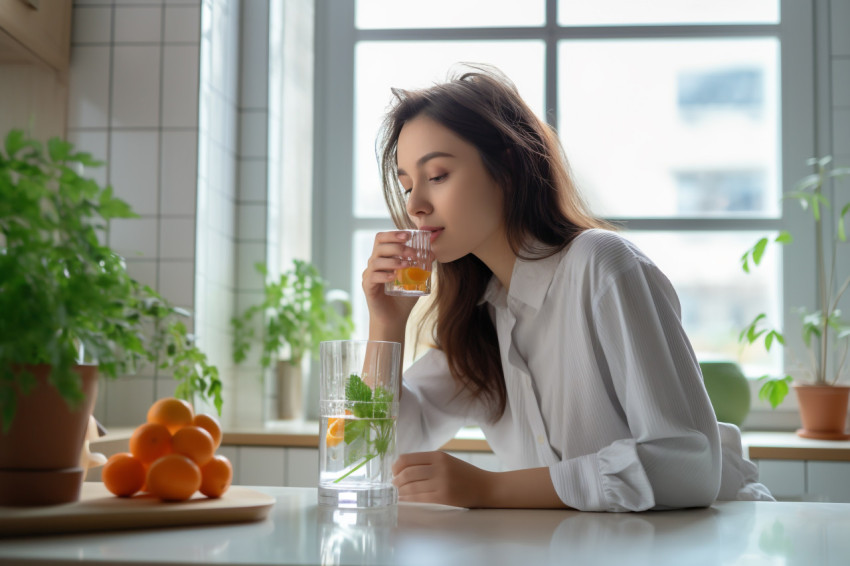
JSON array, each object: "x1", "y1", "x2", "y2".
[
  {"x1": 333, "y1": 453, "x2": 377, "y2": 484},
  {"x1": 815, "y1": 173, "x2": 829, "y2": 385}
]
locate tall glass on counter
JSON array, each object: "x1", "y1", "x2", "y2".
[{"x1": 318, "y1": 340, "x2": 401, "y2": 508}]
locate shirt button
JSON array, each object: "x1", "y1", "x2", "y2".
[{"x1": 536, "y1": 435, "x2": 545, "y2": 444}]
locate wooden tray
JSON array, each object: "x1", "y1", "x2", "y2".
[{"x1": 0, "y1": 483, "x2": 275, "y2": 537}]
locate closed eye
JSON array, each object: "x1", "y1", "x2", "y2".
[
  {"x1": 403, "y1": 187, "x2": 412, "y2": 198},
  {"x1": 429, "y1": 173, "x2": 447, "y2": 183}
]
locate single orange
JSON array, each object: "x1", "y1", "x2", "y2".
[
  {"x1": 171, "y1": 425, "x2": 216, "y2": 467},
  {"x1": 192, "y1": 413, "x2": 223, "y2": 449},
  {"x1": 146, "y1": 453, "x2": 202, "y2": 502},
  {"x1": 199, "y1": 455, "x2": 233, "y2": 498},
  {"x1": 102, "y1": 453, "x2": 146, "y2": 497},
  {"x1": 147, "y1": 397, "x2": 194, "y2": 434},
  {"x1": 129, "y1": 422, "x2": 172, "y2": 465}
]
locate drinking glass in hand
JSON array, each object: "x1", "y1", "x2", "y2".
[{"x1": 384, "y1": 230, "x2": 432, "y2": 297}]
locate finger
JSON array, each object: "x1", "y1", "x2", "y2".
[
  {"x1": 396, "y1": 481, "x2": 432, "y2": 498},
  {"x1": 392, "y1": 463, "x2": 433, "y2": 487},
  {"x1": 369, "y1": 256, "x2": 409, "y2": 273},
  {"x1": 392, "y1": 451, "x2": 439, "y2": 474},
  {"x1": 375, "y1": 230, "x2": 411, "y2": 242}
]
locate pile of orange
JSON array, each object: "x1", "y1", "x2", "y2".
[{"x1": 101, "y1": 398, "x2": 233, "y2": 502}]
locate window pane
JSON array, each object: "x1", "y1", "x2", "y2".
[
  {"x1": 357, "y1": 0, "x2": 545, "y2": 29},
  {"x1": 558, "y1": 0, "x2": 779, "y2": 26},
  {"x1": 558, "y1": 38, "x2": 780, "y2": 218},
  {"x1": 623, "y1": 231, "x2": 782, "y2": 378},
  {"x1": 355, "y1": 41, "x2": 545, "y2": 217}
]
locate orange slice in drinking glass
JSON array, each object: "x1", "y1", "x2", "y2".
[
  {"x1": 326, "y1": 417, "x2": 344, "y2": 447},
  {"x1": 403, "y1": 267, "x2": 430, "y2": 284}
]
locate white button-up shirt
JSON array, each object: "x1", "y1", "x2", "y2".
[{"x1": 398, "y1": 229, "x2": 772, "y2": 511}]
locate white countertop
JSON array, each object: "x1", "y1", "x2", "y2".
[{"x1": 1, "y1": 487, "x2": 849, "y2": 565}]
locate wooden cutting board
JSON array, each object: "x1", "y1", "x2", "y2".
[{"x1": 0, "y1": 482, "x2": 275, "y2": 537}]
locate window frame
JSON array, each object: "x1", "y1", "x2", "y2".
[{"x1": 312, "y1": 0, "x2": 817, "y2": 428}]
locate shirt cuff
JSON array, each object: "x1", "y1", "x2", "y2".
[{"x1": 549, "y1": 439, "x2": 655, "y2": 512}]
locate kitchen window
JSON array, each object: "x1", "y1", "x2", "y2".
[{"x1": 312, "y1": 0, "x2": 816, "y2": 425}]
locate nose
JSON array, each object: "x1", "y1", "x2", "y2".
[{"x1": 405, "y1": 184, "x2": 432, "y2": 219}]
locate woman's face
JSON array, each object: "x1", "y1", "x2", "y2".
[{"x1": 396, "y1": 114, "x2": 506, "y2": 264}]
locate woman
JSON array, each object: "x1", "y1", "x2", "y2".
[{"x1": 362, "y1": 65, "x2": 772, "y2": 511}]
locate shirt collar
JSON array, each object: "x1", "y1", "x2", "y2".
[{"x1": 478, "y1": 246, "x2": 564, "y2": 312}]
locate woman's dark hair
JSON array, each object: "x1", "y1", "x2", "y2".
[{"x1": 377, "y1": 64, "x2": 609, "y2": 420}]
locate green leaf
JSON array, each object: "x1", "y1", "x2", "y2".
[
  {"x1": 752, "y1": 238, "x2": 768, "y2": 265},
  {"x1": 759, "y1": 377, "x2": 791, "y2": 409},
  {"x1": 775, "y1": 230, "x2": 793, "y2": 245},
  {"x1": 793, "y1": 173, "x2": 821, "y2": 193},
  {"x1": 345, "y1": 374, "x2": 372, "y2": 404},
  {"x1": 47, "y1": 138, "x2": 73, "y2": 163},
  {"x1": 839, "y1": 203, "x2": 850, "y2": 242}
]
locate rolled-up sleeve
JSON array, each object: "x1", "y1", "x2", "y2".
[
  {"x1": 397, "y1": 349, "x2": 479, "y2": 455},
  {"x1": 550, "y1": 260, "x2": 721, "y2": 512}
]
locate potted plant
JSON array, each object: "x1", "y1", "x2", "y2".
[
  {"x1": 232, "y1": 260, "x2": 354, "y2": 420},
  {"x1": 0, "y1": 130, "x2": 223, "y2": 505},
  {"x1": 739, "y1": 156, "x2": 850, "y2": 439}
]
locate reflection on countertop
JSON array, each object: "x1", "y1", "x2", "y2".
[{"x1": 1, "y1": 487, "x2": 849, "y2": 565}]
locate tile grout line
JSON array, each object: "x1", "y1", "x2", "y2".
[{"x1": 154, "y1": 2, "x2": 166, "y2": 394}]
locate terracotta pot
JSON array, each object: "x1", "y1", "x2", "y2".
[
  {"x1": 794, "y1": 384, "x2": 850, "y2": 440},
  {"x1": 0, "y1": 364, "x2": 99, "y2": 506}
]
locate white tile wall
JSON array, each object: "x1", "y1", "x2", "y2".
[
  {"x1": 66, "y1": 129, "x2": 109, "y2": 186},
  {"x1": 160, "y1": 131, "x2": 199, "y2": 214},
  {"x1": 68, "y1": 46, "x2": 111, "y2": 128},
  {"x1": 104, "y1": 377, "x2": 156, "y2": 427},
  {"x1": 67, "y1": 0, "x2": 217, "y2": 425},
  {"x1": 159, "y1": 260, "x2": 196, "y2": 308},
  {"x1": 72, "y1": 6, "x2": 113, "y2": 44},
  {"x1": 159, "y1": 218, "x2": 196, "y2": 260},
  {"x1": 109, "y1": 131, "x2": 160, "y2": 215},
  {"x1": 125, "y1": 260, "x2": 159, "y2": 291},
  {"x1": 164, "y1": 5, "x2": 201, "y2": 43},
  {"x1": 111, "y1": 45, "x2": 162, "y2": 127},
  {"x1": 162, "y1": 45, "x2": 200, "y2": 127},
  {"x1": 110, "y1": 217, "x2": 159, "y2": 258},
  {"x1": 114, "y1": 6, "x2": 162, "y2": 43},
  {"x1": 238, "y1": 159, "x2": 267, "y2": 202}
]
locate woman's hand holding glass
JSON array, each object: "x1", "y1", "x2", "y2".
[{"x1": 362, "y1": 231, "x2": 425, "y2": 338}]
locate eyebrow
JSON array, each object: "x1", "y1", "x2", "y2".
[{"x1": 397, "y1": 151, "x2": 455, "y2": 177}]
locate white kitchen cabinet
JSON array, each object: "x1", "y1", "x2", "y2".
[
  {"x1": 238, "y1": 447, "x2": 286, "y2": 487},
  {"x1": 754, "y1": 459, "x2": 806, "y2": 499},
  {"x1": 286, "y1": 448, "x2": 319, "y2": 488},
  {"x1": 806, "y1": 461, "x2": 850, "y2": 502}
]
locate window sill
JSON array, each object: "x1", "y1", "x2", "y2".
[{"x1": 91, "y1": 424, "x2": 850, "y2": 461}]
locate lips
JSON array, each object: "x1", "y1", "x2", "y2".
[{"x1": 421, "y1": 226, "x2": 444, "y2": 243}]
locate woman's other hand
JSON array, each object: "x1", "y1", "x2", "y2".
[{"x1": 392, "y1": 451, "x2": 494, "y2": 508}]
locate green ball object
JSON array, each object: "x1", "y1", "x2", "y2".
[{"x1": 699, "y1": 362, "x2": 751, "y2": 427}]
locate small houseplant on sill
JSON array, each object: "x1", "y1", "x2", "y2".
[
  {"x1": 232, "y1": 260, "x2": 353, "y2": 420},
  {"x1": 740, "y1": 156, "x2": 850, "y2": 439},
  {"x1": 0, "y1": 130, "x2": 223, "y2": 506}
]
